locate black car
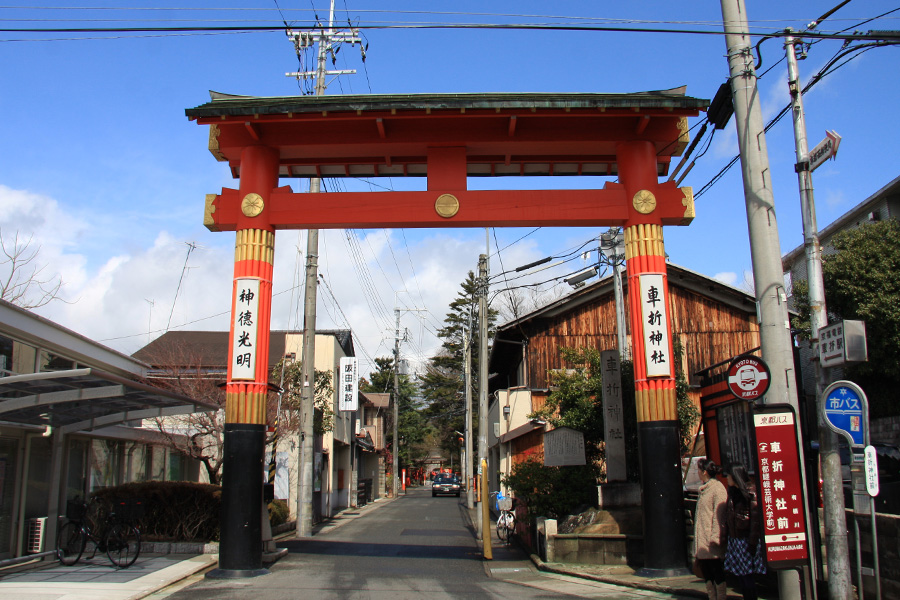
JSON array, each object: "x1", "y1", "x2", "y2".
[{"x1": 432, "y1": 474, "x2": 461, "y2": 497}]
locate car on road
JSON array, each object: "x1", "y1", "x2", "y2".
[{"x1": 432, "y1": 473, "x2": 461, "y2": 497}]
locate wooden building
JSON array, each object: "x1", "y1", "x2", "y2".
[{"x1": 487, "y1": 263, "x2": 762, "y2": 492}]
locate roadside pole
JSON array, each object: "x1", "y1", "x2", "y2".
[
  {"x1": 481, "y1": 458, "x2": 492, "y2": 560},
  {"x1": 465, "y1": 314, "x2": 475, "y2": 509},
  {"x1": 475, "y1": 251, "x2": 489, "y2": 541},
  {"x1": 720, "y1": 2, "x2": 803, "y2": 598},
  {"x1": 784, "y1": 29, "x2": 851, "y2": 600}
]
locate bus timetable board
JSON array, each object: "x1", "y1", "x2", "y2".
[{"x1": 753, "y1": 404, "x2": 809, "y2": 569}]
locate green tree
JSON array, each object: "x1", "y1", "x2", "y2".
[
  {"x1": 420, "y1": 270, "x2": 498, "y2": 463},
  {"x1": 791, "y1": 219, "x2": 900, "y2": 417},
  {"x1": 360, "y1": 356, "x2": 430, "y2": 472}
]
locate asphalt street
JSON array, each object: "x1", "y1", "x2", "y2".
[{"x1": 162, "y1": 487, "x2": 691, "y2": 599}]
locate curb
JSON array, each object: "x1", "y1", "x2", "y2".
[{"x1": 528, "y1": 553, "x2": 708, "y2": 599}]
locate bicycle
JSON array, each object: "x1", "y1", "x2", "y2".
[
  {"x1": 57, "y1": 496, "x2": 144, "y2": 568},
  {"x1": 491, "y1": 491, "x2": 516, "y2": 544}
]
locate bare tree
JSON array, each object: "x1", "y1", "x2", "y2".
[
  {"x1": 138, "y1": 341, "x2": 227, "y2": 484},
  {"x1": 0, "y1": 228, "x2": 64, "y2": 308}
]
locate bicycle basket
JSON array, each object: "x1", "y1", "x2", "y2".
[
  {"x1": 498, "y1": 498, "x2": 513, "y2": 512},
  {"x1": 66, "y1": 499, "x2": 87, "y2": 520},
  {"x1": 113, "y1": 498, "x2": 146, "y2": 521}
]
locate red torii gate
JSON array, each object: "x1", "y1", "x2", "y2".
[{"x1": 186, "y1": 90, "x2": 707, "y2": 577}]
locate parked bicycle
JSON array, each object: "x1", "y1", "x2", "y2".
[
  {"x1": 57, "y1": 496, "x2": 144, "y2": 568},
  {"x1": 491, "y1": 491, "x2": 516, "y2": 544}
]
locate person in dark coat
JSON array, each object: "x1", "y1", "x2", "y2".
[{"x1": 724, "y1": 462, "x2": 766, "y2": 600}]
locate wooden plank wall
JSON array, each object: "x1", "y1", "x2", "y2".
[{"x1": 522, "y1": 283, "x2": 759, "y2": 390}]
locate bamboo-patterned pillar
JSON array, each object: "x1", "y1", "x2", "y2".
[
  {"x1": 209, "y1": 144, "x2": 279, "y2": 579},
  {"x1": 618, "y1": 140, "x2": 687, "y2": 575}
]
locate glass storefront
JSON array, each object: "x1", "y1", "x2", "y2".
[{"x1": 0, "y1": 438, "x2": 18, "y2": 558}]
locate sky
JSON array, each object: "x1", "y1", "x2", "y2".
[{"x1": 1, "y1": 1, "x2": 898, "y2": 378}]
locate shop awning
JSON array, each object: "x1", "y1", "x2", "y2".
[{"x1": 0, "y1": 368, "x2": 219, "y2": 434}]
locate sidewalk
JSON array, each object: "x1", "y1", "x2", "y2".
[{"x1": 0, "y1": 495, "x2": 397, "y2": 600}]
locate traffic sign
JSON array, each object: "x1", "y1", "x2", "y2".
[
  {"x1": 726, "y1": 355, "x2": 771, "y2": 400},
  {"x1": 822, "y1": 380, "x2": 868, "y2": 447},
  {"x1": 808, "y1": 130, "x2": 841, "y2": 172},
  {"x1": 864, "y1": 446, "x2": 880, "y2": 497}
]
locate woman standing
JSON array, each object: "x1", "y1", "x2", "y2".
[
  {"x1": 724, "y1": 462, "x2": 766, "y2": 600},
  {"x1": 694, "y1": 459, "x2": 728, "y2": 600}
]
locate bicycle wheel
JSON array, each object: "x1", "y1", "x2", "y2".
[
  {"x1": 496, "y1": 514, "x2": 509, "y2": 542},
  {"x1": 504, "y1": 513, "x2": 516, "y2": 540},
  {"x1": 105, "y1": 524, "x2": 140, "y2": 568},
  {"x1": 57, "y1": 521, "x2": 86, "y2": 566}
]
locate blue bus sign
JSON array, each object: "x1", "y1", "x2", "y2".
[{"x1": 822, "y1": 381, "x2": 868, "y2": 447}]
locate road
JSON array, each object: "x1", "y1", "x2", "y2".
[{"x1": 163, "y1": 487, "x2": 689, "y2": 599}]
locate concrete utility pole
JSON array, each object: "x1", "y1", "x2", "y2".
[
  {"x1": 720, "y1": 2, "x2": 802, "y2": 598},
  {"x1": 784, "y1": 29, "x2": 851, "y2": 599},
  {"x1": 475, "y1": 250, "x2": 490, "y2": 540},
  {"x1": 292, "y1": 0, "x2": 361, "y2": 538},
  {"x1": 465, "y1": 312, "x2": 475, "y2": 509},
  {"x1": 393, "y1": 309, "x2": 401, "y2": 499}
]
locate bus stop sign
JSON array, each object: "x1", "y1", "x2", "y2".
[
  {"x1": 726, "y1": 355, "x2": 770, "y2": 401},
  {"x1": 822, "y1": 380, "x2": 868, "y2": 447}
]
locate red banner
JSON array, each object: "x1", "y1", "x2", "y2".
[{"x1": 753, "y1": 405, "x2": 809, "y2": 569}]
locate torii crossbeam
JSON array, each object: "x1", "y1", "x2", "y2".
[{"x1": 186, "y1": 90, "x2": 708, "y2": 577}]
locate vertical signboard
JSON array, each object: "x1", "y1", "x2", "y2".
[
  {"x1": 753, "y1": 404, "x2": 809, "y2": 569},
  {"x1": 639, "y1": 273, "x2": 671, "y2": 377},
  {"x1": 339, "y1": 356, "x2": 358, "y2": 412},
  {"x1": 600, "y1": 350, "x2": 626, "y2": 482},
  {"x1": 231, "y1": 278, "x2": 260, "y2": 380}
]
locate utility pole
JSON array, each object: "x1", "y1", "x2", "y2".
[
  {"x1": 475, "y1": 247, "x2": 490, "y2": 540},
  {"x1": 392, "y1": 309, "x2": 401, "y2": 499},
  {"x1": 601, "y1": 228, "x2": 628, "y2": 359},
  {"x1": 291, "y1": 0, "x2": 362, "y2": 539},
  {"x1": 464, "y1": 311, "x2": 474, "y2": 509},
  {"x1": 784, "y1": 29, "x2": 851, "y2": 600},
  {"x1": 720, "y1": 2, "x2": 802, "y2": 598}
]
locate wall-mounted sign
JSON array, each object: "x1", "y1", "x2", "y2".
[
  {"x1": 753, "y1": 405, "x2": 809, "y2": 569},
  {"x1": 727, "y1": 355, "x2": 770, "y2": 401},
  {"x1": 230, "y1": 278, "x2": 260, "y2": 380},
  {"x1": 339, "y1": 356, "x2": 359, "y2": 412},
  {"x1": 639, "y1": 273, "x2": 671, "y2": 377},
  {"x1": 544, "y1": 427, "x2": 586, "y2": 467},
  {"x1": 819, "y1": 320, "x2": 867, "y2": 369},
  {"x1": 822, "y1": 380, "x2": 868, "y2": 448}
]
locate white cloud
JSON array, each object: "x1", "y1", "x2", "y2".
[{"x1": 713, "y1": 271, "x2": 738, "y2": 286}]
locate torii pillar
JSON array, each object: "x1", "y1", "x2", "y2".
[
  {"x1": 617, "y1": 140, "x2": 689, "y2": 575},
  {"x1": 206, "y1": 145, "x2": 279, "y2": 579}
]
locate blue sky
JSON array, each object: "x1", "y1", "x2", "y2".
[{"x1": 1, "y1": 2, "x2": 898, "y2": 376}]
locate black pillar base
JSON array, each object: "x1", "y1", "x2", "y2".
[
  {"x1": 209, "y1": 423, "x2": 268, "y2": 579},
  {"x1": 638, "y1": 420, "x2": 687, "y2": 573}
]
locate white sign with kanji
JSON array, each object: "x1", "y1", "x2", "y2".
[
  {"x1": 231, "y1": 278, "x2": 260, "y2": 380},
  {"x1": 639, "y1": 274, "x2": 671, "y2": 377},
  {"x1": 339, "y1": 356, "x2": 359, "y2": 411}
]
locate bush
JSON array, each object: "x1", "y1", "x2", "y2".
[
  {"x1": 502, "y1": 459, "x2": 597, "y2": 524},
  {"x1": 268, "y1": 498, "x2": 289, "y2": 527},
  {"x1": 91, "y1": 481, "x2": 221, "y2": 542}
]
